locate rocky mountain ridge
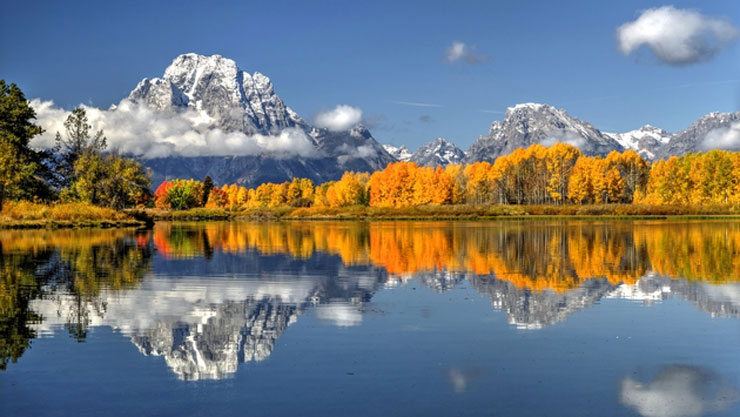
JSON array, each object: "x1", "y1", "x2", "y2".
[{"x1": 388, "y1": 105, "x2": 739, "y2": 165}]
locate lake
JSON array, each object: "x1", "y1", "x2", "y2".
[{"x1": 2, "y1": 220, "x2": 740, "y2": 417}]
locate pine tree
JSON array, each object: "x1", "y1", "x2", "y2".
[
  {"x1": 202, "y1": 175, "x2": 214, "y2": 206},
  {"x1": 54, "y1": 107, "x2": 107, "y2": 188},
  {"x1": 0, "y1": 80, "x2": 50, "y2": 203}
]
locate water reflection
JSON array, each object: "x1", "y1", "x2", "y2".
[
  {"x1": 2, "y1": 221, "x2": 740, "y2": 380},
  {"x1": 620, "y1": 365, "x2": 740, "y2": 417},
  {"x1": 0, "y1": 229, "x2": 151, "y2": 369}
]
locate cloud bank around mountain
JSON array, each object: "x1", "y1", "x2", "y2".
[
  {"x1": 29, "y1": 99, "x2": 318, "y2": 159},
  {"x1": 314, "y1": 105, "x2": 363, "y2": 131},
  {"x1": 616, "y1": 6, "x2": 739, "y2": 65},
  {"x1": 700, "y1": 121, "x2": 740, "y2": 151},
  {"x1": 444, "y1": 41, "x2": 488, "y2": 64}
]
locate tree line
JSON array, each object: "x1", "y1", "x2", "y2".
[{"x1": 154, "y1": 142, "x2": 740, "y2": 210}]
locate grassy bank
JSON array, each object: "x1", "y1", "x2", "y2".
[
  {"x1": 147, "y1": 207, "x2": 233, "y2": 221},
  {"x1": 6, "y1": 202, "x2": 740, "y2": 229},
  {"x1": 286, "y1": 204, "x2": 740, "y2": 220},
  {"x1": 0, "y1": 201, "x2": 149, "y2": 229},
  {"x1": 156, "y1": 203, "x2": 740, "y2": 221}
]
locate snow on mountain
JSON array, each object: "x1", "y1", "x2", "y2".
[
  {"x1": 409, "y1": 138, "x2": 466, "y2": 167},
  {"x1": 465, "y1": 103, "x2": 623, "y2": 163},
  {"x1": 604, "y1": 125, "x2": 673, "y2": 160},
  {"x1": 127, "y1": 53, "x2": 394, "y2": 186},
  {"x1": 129, "y1": 54, "x2": 306, "y2": 135},
  {"x1": 382, "y1": 144, "x2": 413, "y2": 161}
]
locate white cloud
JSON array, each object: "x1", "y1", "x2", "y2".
[
  {"x1": 444, "y1": 41, "x2": 488, "y2": 64},
  {"x1": 540, "y1": 131, "x2": 587, "y2": 149},
  {"x1": 699, "y1": 121, "x2": 740, "y2": 151},
  {"x1": 315, "y1": 303, "x2": 362, "y2": 327},
  {"x1": 620, "y1": 365, "x2": 739, "y2": 417},
  {"x1": 29, "y1": 99, "x2": 318, "y2": 159},
  {"x1": 617, "y1": 6, "x2": 739, "y2": 65},
  {"x1": 314, "y1": 105, "x2": 363, "y2": 131}
]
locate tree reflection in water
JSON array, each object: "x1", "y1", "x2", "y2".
[
  {"x1": 2, "y1": 221, "x2": 740, "y2": 378},
  {"x1": 0, "y1": 229, "x2": 152, "y2": 369}
]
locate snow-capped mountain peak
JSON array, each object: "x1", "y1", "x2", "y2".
[
  {"x1": 129, "y1": 53, "x2": 303, "y2": 135},
  {"x1": 604, "y1": 125, "x2": 673, "y2": 160},
  {"x1": 465, "y1": 102, "x2": 622, "y2": 163},
  {"x1": 126, "y1": 53, "x2": 394, "y2": 186},
  {"x1": 383, "y1": 144, "x2": 413, "y2": 162},
  {"x1": 384, "y1": 138, "x2": 465, "y2": 166},
  {"x1": 409, "y1": 137, "x2": 465, "y2": 167}
]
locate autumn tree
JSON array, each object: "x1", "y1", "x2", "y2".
[
  {"x1": 545, "y1": 143, "x2": 581, "y2": 204},
  {"x1": 62, "y1": 153, "x2": 150, "y2": 208}
]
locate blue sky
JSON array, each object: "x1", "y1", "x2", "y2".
[{"x1": 1, "y1": 0, "x2": 739, "y2": 150}]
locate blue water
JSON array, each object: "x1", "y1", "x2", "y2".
[{"x1": 2, "y1": 221, "x2": 740, "y2": 417}]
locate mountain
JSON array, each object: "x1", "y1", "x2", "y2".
[
  {"x1": 465, "y1": 103, "x2": 623, "y2": 163},
  {"x1": 127, "y1": 53, "x2": 394, "y2": 186},
  {"x1": 382, "y1": 144, "x2": 412, "y2": 161},
  {"x1": 408, "y1": 138, "x2": 466, "y2": 167},
  {"x1": 656, "y1": 111, "x2": 740, "y2": 159},
  {"x1": 604, "y1": 125, "x2": 673, "y2": 160}
]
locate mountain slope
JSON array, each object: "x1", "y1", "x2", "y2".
[
  {"x1": 465, "y1": 103, "x2": 623, "y2": 163},
  {"x1": 127, "y1": 53, "x2": 394, "y2": 186},
  {"x1": 657, "y1": 111, "x2": 740, "y2": 159}
]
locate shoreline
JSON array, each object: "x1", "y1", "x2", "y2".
[{"x1": 3, "y1": 204, "x2": 740, "y2": 229}]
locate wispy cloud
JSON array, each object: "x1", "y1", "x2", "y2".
[
  {"x1": 616, "y1": 6, "x2": 739, "y2": 65},
  {"x1": 444, "y1": 41, "x2": 489, "y2": 64},
  {"x1": 391, "y1": 100, "x2": 444, "y2": 108}
]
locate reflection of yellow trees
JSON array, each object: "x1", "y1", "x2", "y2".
[
  {"x1": 0, "y1": 254, "x2": 42, "y2": 370},
  {"x1": 152, "y1": 221, "x2": 740, "y2": 291},
  {"x1": 634, "y1": 222, "x2": 740, "y2": 284},
  {"x1": 0, "y1": 229, "x2": 152, "y2": 297},
  {"x1": 0, "y1": 229, "x2": 137, "y2": 253},
  {"x1": 0, "y1": 228, "x2": 152, "y2": 367}
]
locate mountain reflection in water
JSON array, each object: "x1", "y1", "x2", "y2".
[{"x1": 2, "y1": 220, "x2": 740, "y2": 381}]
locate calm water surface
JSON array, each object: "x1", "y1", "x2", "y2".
[{"x1": 2, "y1": 220, "x2": 740, "y2": 417}]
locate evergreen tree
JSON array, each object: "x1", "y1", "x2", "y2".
[
  {"x1": 202, "y1": 175, "x2": 214, "y2": 206},
  {"x1": 54, "y1": 107, "x2": 107, "y2": 188},
  {"x1": 0, "y1": 80, "x2": 51, "y2": 203}
]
